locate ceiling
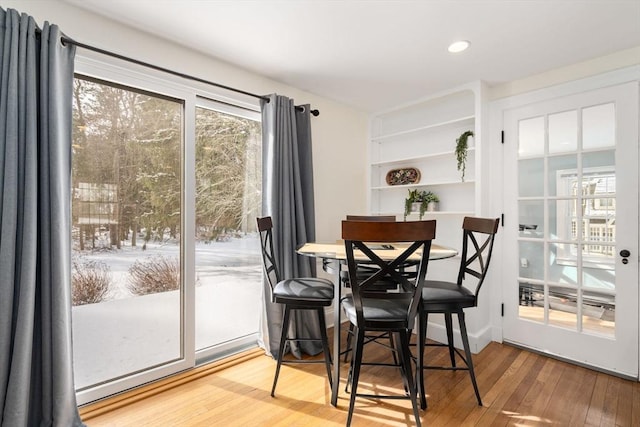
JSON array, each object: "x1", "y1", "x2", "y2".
[{"x1": 62, "y1": 0, "x2": 640, "y2": 112}]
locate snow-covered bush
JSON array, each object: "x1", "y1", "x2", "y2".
[
  {"x1": 127, "y1": 255, "x2": 179, "y2": 295},
  {"x1": 72, "y1": 259, "x2": 112, "y2": 305}
]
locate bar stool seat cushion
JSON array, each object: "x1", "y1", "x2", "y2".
[
  {"x1": 422, "y1": 280, "x2": 475, "y2": 306},
  {"x1": 273, "y1": 278, "x2": 333, "y2": 305},
  {"x1": 341, "y1": 295, "x2": 410, "y2": 324}
]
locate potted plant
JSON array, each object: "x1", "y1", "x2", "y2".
[
  {"x1": 404, "y1": 189, "x2": 439, "y2": 220},
  {"x1": 455, "y1": 130, "x2": 474, "y2": 182},
  {"x1": 425, "y1": 192, "x2": 440, "y2": 212}
]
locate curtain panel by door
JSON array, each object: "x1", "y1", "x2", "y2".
[
  {"x1": 260, "y1": 94, "x2": 322, "y2": 358},
  {"x1": 0, "y1": 8, "x2": 84, "y2": 427}
]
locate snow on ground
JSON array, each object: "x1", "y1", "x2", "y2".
[{"x1": 72, "y1": 235, "x2": 263, "y2": 389}]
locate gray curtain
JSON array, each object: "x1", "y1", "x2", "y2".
[
  {"x1": 0, "y1": 8, "x2": 84, "y2": 427},
  {"x1": 260, "y1": 94, "x2": 321, "y2": 358}
]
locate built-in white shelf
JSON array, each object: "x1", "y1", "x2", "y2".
[
  {"x1": 371, "y1": 180, "x2": 475, "y2": 191},
  {"x1": 370, "y1": 147, "x2": 476, "y2": 167},
  {"x1": 368, "y1": 82, "x2": 485, "y2": 251},
  {"x1": 371, "y1": 115, "x2": 475, "y2": 141}
]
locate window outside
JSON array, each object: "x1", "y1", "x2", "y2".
[
  {"x1": 70, "y1": 77, "x2": 263, "y2": 395},
  {"x1": 71, "y1": 77, "x2": 183, "y2": 389},
  {"x1": 194, "y1": 105, "x2": 262, "y2": 353}
]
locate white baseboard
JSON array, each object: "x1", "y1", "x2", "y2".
[{"x1": 424, "y1": 320, "x2": 493, "y2": 354}]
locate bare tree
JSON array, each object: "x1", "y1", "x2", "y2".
[
  {"x1": 195, "y1": 108, "x2": 261, "y2": 240},
  {"x1": 72, "y1": 77, "x2": 261, "y2": 251}
]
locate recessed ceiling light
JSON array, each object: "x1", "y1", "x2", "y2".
[{"x1": 448, "y1": 40, "x2": 470, "y2": 53}]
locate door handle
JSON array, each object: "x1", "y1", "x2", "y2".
[{"x1": 620, "y1": 249, "x2": 631, "y2": 265}]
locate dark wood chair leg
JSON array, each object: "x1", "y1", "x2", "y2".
[
  {"x1": 445, "y1": 312, "x2": 456, "y2": 367},
  {"x1": 345, "y1": 356, "x2": 353, "y2": 393},
  {"x1": 271, "y1": 305, "x2": 291, "y2": 397},
  {"x1": 398, "y1": 329, "x2": 422, "y2": 427},
  {"x1": 418, "y1": 310, "x2": 428, "y2": 410},
  {"x1": 344, "y1": 322, "x2": 355, "y2": 362},
  {"x1": 388, "y1": 331, "x2": 399, "y2": 366},
  {"x1": 458, "y1": 310, "x2": 482, "y2": 406},
  {"x1": 346, "y1": 328, "x2": 365, "y2": 427},
  {"x1": 317, "y1": 307, "x2": 333, "y2": 387},
  {"x1": 394, "y1": 331, "x2": 411, "y2": 393}
]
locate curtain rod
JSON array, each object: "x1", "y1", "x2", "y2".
[{"x1": 60, "y1": 36, "x2": 320, "y2": 116}]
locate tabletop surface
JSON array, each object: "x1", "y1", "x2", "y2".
[{"x1": 298, "y1": 241, "x2": 458, "y2": 261}]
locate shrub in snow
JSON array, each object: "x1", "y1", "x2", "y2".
[
  {"x1": 127, "y1": 255, "x2": 180, "y2": 295},
  {"x1": 72, "y1": 259, "x2": 112, "y2": 305}
]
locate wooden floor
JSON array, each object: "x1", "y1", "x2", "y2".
[{"x1": 82, "y1": 325, "x2": 640, "y2": 426}]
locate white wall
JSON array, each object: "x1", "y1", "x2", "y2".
[
  {"x1": 4, "y1": 0, "x2": 369, "y2": 243},
  {"x1": 489, "y1": 46, "x2": 640, "y2": 100}
]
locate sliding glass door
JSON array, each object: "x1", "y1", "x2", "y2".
[
  {"x1": 194, "y1": 100, "x2": 263, "y2": 359},
  {"x1": 70, "y1": 58, "x2": 263, "y2": 404},
  {"x1": 71, "y1": 76, "x2": 184, "y2": 395}
]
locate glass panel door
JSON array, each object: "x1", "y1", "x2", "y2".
[
  {"x1": 71, "y1": 76, "x2": 183, "y2": 393},
  {"x1": 194, "y1": 101, "x2": 263, "y2": 359},
  {"x1": 71, "y1": 60, "x2": 265, "y2": 405},
  {"x1": 503, "y1": 82, "x2": 638, "y2": 378}
]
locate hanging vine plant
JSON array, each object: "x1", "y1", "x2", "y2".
[{"x1": 455, "y1": 130, "x2": 474, "y2": 182}]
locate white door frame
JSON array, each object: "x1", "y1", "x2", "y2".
[
  {"x1": 503, "y1": 83, "x2": 638, "y2": 377},
  {"x1": 487, "y1": 66, "x2": 640, "y2": 368}
]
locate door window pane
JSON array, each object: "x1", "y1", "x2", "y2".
[
  {"x1": 549, "y1": 110, "x2": 577, "y2": 153},
  {"x1": 548, "y1": 155, "x2": 577, "y2": 197},
  {"x1": 519, "y1": 241, "x2": 544, "y2": 281},
  {"x1": 518, "y1": 200, "x2": 544, "y2": 238},
  {"x1": 581, "y1": 295, "x2": 614, "y2": 336},
  {"x1": 518, "y1": 116, "x2": 545, "y2": 157},
  {"x1": 194, "y1": 106, "x2": 262, "y2": 352},
  {"x1": 71, "y1": 77, "x2": 182, "y2": 389},
  {"x1": 549, "y1": 199, "x2": 576, "y2": 241},
  {"x1": 518, "y1": 281, "x2": 543, "y2": 323},
  {"x1": 583, "y1": 103, "x2": 615, "y2": 149},
  {"x1": 518, "y1": 158, "x2": 544, "y2": 197},
  {"x1": 548, "y1": 286, "x2": 578, "y2": 330},
  {"x1": 583, "y1": 150, "x2": 615, "y2": 169},
  {"x1": 582, "y1": 281, "x2": 615, "y2": 336},
  {"x1": 549, "y1": 243, "x2": 578, "y2": 286}
]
